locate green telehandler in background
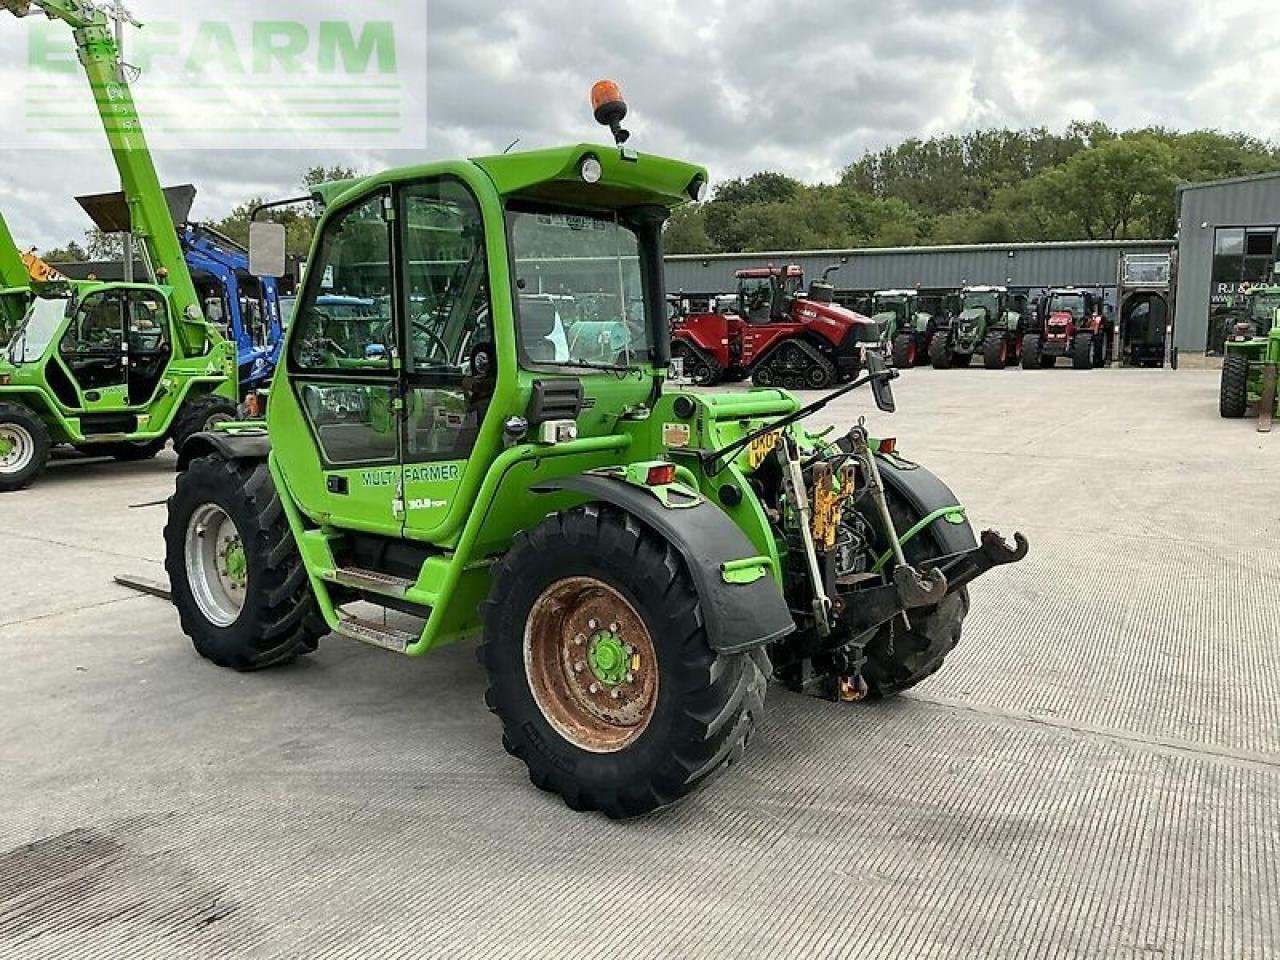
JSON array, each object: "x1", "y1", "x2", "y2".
[
  {"x1": 0, "y1": 0, "x2": 241, "y2": 491},
  {"x1": 1220, "y1": 283, "x2": 1280, "y2": 429},
  {"x1": 164, "y1": 82, "x2": 1029, "y2": 818}
]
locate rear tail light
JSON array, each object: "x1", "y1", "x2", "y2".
[
  {"x1": 646, "y1": 463, "x2": 677, "y2": 486},
  {"x1": 878, "y1": 438, "x2": 897, "y2": 455}
]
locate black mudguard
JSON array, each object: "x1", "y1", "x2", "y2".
[
  {"x1": 177, "y1": 428, "x2": 271, "y2": 472},
  {"x1": 874, "y1": 454, "x2": 979, "y2": 557},
  {"x1": 533, "y1": 475, "x2": 795, "y2": 655}
]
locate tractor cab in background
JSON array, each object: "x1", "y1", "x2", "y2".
[{"x1": 871, "y1": 289, "x2": 942, "y2": 368}]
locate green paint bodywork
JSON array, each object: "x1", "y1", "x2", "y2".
[{"x1": 261, "y1": 142, "x2": 942, "y2": 658}]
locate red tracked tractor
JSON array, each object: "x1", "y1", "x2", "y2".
[
  {"x1": 1021, "y1": 287, "x2": 1109, "y2": 370},
  {"x1": 670, "y1": 264, "x2": 879, "y2": 389}
]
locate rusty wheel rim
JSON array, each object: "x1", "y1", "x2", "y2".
[{"x1": 523, "y1": 576, "x2": 659, "y2": 754}]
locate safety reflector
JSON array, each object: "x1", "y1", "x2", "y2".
[{"x1": 646, "y1": 463, "x2": 677, "y2": 486}]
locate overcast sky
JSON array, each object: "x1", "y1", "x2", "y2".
[{"x1": 2, "y1": 0, "x2": 1278, "y2": 249}]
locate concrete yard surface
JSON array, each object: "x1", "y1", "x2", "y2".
[{"x1": 0, "y1": 368, "x2": 1277, "y2": 959}]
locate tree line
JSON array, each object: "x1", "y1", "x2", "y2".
[
  {"x1": 665, "y1": 123, "x2": 1280, "y2": 254},
  {"x1": 37, "y1": 124, "x2": 1280, "y2": 264}
]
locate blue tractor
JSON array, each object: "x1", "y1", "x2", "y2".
[{"x1": 181, "y1": 224, "x2": 284, "y2": 390}]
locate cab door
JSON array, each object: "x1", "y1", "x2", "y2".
[
  {"x1": 279, "y1": 189, "x2": 404, "y2": 536},
  {"x1": 395, "y1": 177, "x2": 498, "y2": 536},
  {"x1": 59, "y1": 289, "x2": 127, "y2": 408}
]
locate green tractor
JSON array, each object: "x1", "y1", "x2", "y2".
[
  {"x1": 929, "y1": 285, "x2": 1026, "y2": 370},
  {"x1": 164, "y1": 83, "x2": 1028, "y2": 818},
  {"x1": 1220, "y1": 284, "x2": 1280, "y2": 423},
  {"x1": 0, "y1": 1, "x2": 240, "y2": 491},
  {"x1": 870, "y1": 290, "x2": 941, "y2": 368}
]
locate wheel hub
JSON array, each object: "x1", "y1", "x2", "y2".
[
  {"x1": 184, "y1": 503, "x2": 247, "y2": 627},
  {"x1": 523, "y1": 577, "x2": 658, "y2": 754},
  {"x1": 588, "y1": 629, "x2": 630, "y2": 686},
  {"x1": 0, "y1": 425, "x2": 33, "y2": 473}
]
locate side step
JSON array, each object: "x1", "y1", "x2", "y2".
[
  {"x1": 336, "y1": 615, "x2": 418, "y2": 653},
  {"x1": 329, "y1": 566, "x2": 415, "y2": 598}
]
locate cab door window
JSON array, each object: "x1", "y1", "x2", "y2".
[
  {"x1": 61, "y1": 290, "x2": 125, "y2": 390},
  {"x1": 289, "y1": 192, "x2": 398, "y2": 466},
  {"x1": 400, "y1": 178, "x2": 493, "y2": 463}
]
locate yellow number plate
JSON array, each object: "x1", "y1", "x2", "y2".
[{"x1": 747, "y1": 431, "x2": 781, "y2": 469}]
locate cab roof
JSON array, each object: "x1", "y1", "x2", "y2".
[{"x1": 312, "y1": 144, "x2": 708, "y2": 215}]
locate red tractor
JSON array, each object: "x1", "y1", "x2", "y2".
[
  {"x1": 1021, "y1": 288, "x2": 1109, "y2": 370},
  {"x1": 669, "y1": 294, "x2": 748, "y2": 386},
  {"x1": 670, "y1": 265, "x2": 879, "y2": 389}
]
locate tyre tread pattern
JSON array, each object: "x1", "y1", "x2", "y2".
[{"x1": 479, "y1": 504, "x2": 769, "y2": 818}]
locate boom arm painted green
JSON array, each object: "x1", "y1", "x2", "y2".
[
  {"x1": 2, "y1": 0, "x2": 206, "y2": 348},
  {"x1": 0, "y1": 211, "x2": 28, "y2": 291}
]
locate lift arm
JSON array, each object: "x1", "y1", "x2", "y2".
[
  {"x1": 2, "y1": 0, "x2": 206, "y2": 348},
  {"x1": 0, "y1": 211, "x2": 29, "y2": 291}
]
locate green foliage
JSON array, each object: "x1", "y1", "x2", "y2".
[
  {"x1": 209, "y1": 165, "x2": 361, "y2": 258},
  {"x1": 665, "y1": 124, "x2": 1280, "y2": 255},
  {"x1": 42, "y1": 239, "x2": 88, "y2": 263}
]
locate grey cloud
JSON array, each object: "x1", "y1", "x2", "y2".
[{"x1": 2, "y1": 0, "x2": 1277, "y2": 247}]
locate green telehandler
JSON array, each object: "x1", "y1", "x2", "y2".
[
  {"x1": 164, "y1": 82, "x2": 1029, "y2": 817},
  {"x1": 0, "y1": 0, "x2": 239, "y2": 492},
  {"x1": 1220, "y1": 284, "x2": 1280, "y2": 427}
]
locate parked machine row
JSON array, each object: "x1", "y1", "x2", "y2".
[{"x1": 671, "y1": 267, "x2": 1171, "y2": 387}]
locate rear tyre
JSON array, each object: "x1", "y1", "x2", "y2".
[
  {"x1": 982, "y1": 333, "x2": 1008, "y2": 369},
  {"x1": 1020, "y1": 334, "x2": 1042, "y2": 370},
  {"x1": 0, "y1": 403, "x2": 50, "y2": 493},
  {"x1": 165, "y1": 454, "x2": 325, "y2": 671},
  {"x1": 481, "y1": 504, "x2": 769, "y2": 818},
  {"x1": 170, "y1": 397, "x2": 237, "y2": 456},
  {"x1": 862, "y1": 491, "x2": 969, "y2": 698},
  {"x1": 1072, "y1": 333, "x2": 1095, "y2": 370},
  {"x1": 928, "y1": 335, "x2": 953, "y2": 370},
  {"x1": 1219, "y1": 355, "x2": 1249, "y2": 419},
  {"x1": 892, "y1": 334, "x2": 918, "y2": 368}
]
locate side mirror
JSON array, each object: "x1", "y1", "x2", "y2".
[
  {"x1": 865, "y1": 350, "x2": 897, "y2": 414},
  {"x1": 249, "y1": 222, "x2": 287, "y2": 279}
]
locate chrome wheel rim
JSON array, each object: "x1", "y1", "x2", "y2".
[
  {"x1": 0, "y1": 424, "x2": 35, "y2": 476},
  {"x1": 184, "y1": 503, "x2": 247, "y2": 627}
]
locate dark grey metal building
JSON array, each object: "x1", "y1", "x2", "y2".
[
  {"x1": 1175, "y1": 171, "x2": 1280, "y2": 356},
  {"x1": 665, "y1": 239, "x2": 1173, "y2": 313}
]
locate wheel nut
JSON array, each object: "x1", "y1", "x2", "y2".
[
  {"x1": 574, "y1": 662, "x2": 585, "y2": 673},
  {"x1": 588, "y1": 619, "x2": 599, "y2": 630},
  {"x1": 573, "y1": 634, "x2": 586, "y2": 646},
  {"x1": 610, "y1": 689, "x2": 621, "y2": 700},
  {"x1": 624, "y1": 644, "x2": 634, "y2": 654},
  {"x1": 589, "y1": 683, "x2": 600, "y2": 694},
  {"x1": 609, "y1": 622, "x2": 620, "y2": 633},
  {"x1": 625, "y1": 672, "x2": 635, "y2": 683}
]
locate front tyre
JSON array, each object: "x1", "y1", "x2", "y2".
[
  {"x1": 1219, "y1": 355, "x2": 1249, "y2": 418},
  {"x1": 1072, "y1": 332, "x2": 1095, "y2": 370},
  {"x1": 0, "y1": 403, "x2": 51, "y2": 493},
  {"x1": 892, "y1": 333, "x2": 918, "y2": 368},
  {"x1": 164, "y1": 454, "x2": 325, "y2": 670},
  {"x1": 1020, "y1": 334, "x2": 1042, "y2": 370},
  {"x1": 982, "y1": 333, "x2": 1009, "y2": 369},
  {"x1": 481, "y1": 504, "x2": 769, "y2": 818},
  {"x1": 862, "y1": 490, "x2": 970, "y2": 698},
  {"x1": 928, "y1": 335, "x2": 953, "y2": 370}
]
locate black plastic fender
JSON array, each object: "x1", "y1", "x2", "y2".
[
  {"x1": 875, "y1": 454, "x2": 979, "y2": 557},
  {"x1": 532, "y1": 474, "x2": 795, "y2": 655},
  {"x1": 177, "y1": 428, "x2": 271, "y2": 472}
]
